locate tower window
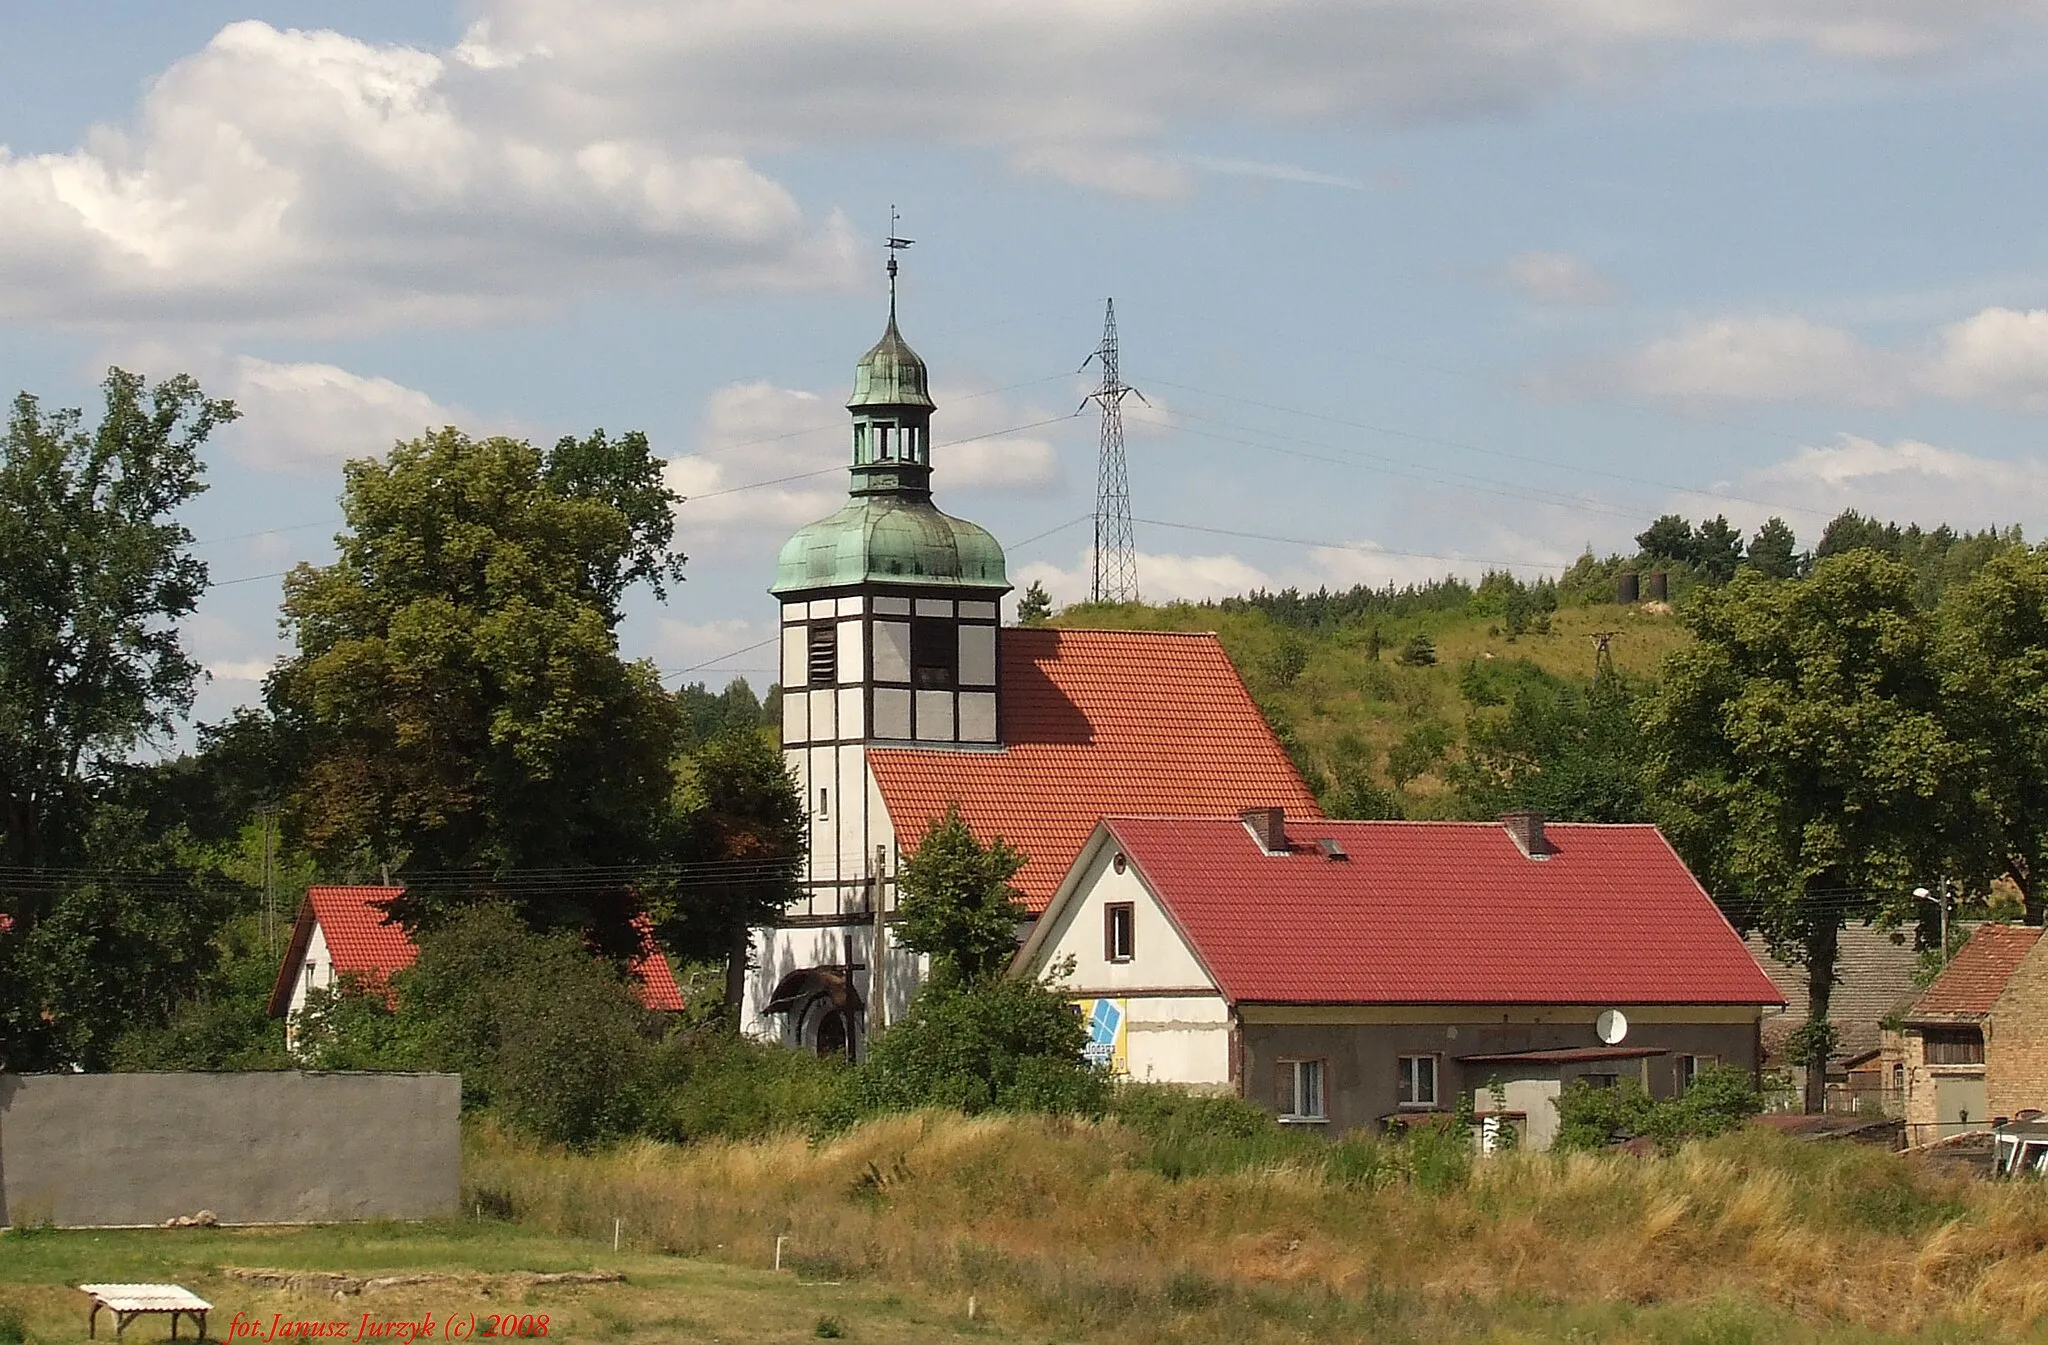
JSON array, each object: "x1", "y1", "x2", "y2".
[
  {"x1": 911, "y1": 619, "x2": 956, "y2": 689},
  {"x1": 808, "y1": 625, "x2": 838, "y2": 685}
]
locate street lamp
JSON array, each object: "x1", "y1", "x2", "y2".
[{"x1": 1915, "y1": 885, "x2": 1947, "y2": 959}]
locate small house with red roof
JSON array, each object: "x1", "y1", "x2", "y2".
[
  {"x1": 1898, "y1": 923, "x2": 2048, "y2": 1144},
  {"x1": 268, "y1": 886, "x2": 685, "y2": 1049},
  {"x1": 1014, "y1": 809, "x2": 1783, "y2": 1148},
  {"x1": 750, "y1": 290, "x2": 1318, "y2": 1056}
]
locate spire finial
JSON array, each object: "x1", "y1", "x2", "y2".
[{"x1": 884, "y1": 205, "x2": 914, "y2": 319}]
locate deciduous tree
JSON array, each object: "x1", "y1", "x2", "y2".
[
  {"x1": 268, "y1": 428, "x2": 685, "y2": 948},
  {"x1": 896, "y1": 804, "x2": 1027, "y2": 985},
  {"x1": 1937, "y1": 546, "x2": 2048, "y2": 924},
  {"x1": 1641, "y1": 552, "x2": 1959, "y2": 1112}
]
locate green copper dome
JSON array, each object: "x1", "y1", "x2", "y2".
[
  {"x1": 847, "y1": 313, "x2": 934, "y2": 410},
  {"x1": 771, "y1": 304, "x2": 1009, "y2": 596},
  {"x1": 772, "y1": 494, "x2": 1007, "y2": 593}
]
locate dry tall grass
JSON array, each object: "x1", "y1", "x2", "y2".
[{"x1": 467, "y1": 1114, "x2": 2048, "y2": 1343}]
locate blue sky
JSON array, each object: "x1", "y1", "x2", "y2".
[{"x1": 6, "y1": 1, "x2": 2048, "y2": 728}]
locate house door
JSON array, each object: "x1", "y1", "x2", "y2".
[{"x1": 1933, "y1": 1075, "x2": 1987, "y2": 1134}]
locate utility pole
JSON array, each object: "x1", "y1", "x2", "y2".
[
  {"x1": 1589, "y1": 630, "x2": 1620, "y2": 685},
  {"x1": 1082, "y1": 300, "x2": 1141, "y2": 605},
  {"x1": 261, "y1": 804, "x2": 278, "y2": 957}
]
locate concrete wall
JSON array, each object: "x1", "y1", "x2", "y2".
[
  {"x1": 0, "y1": 1071, "x2": 459, "y2": 1228},
  {"x1": 1237, "y1": 1006, "x2": 1763, "y2": 1140}
]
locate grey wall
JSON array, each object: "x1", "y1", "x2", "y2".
[
  {"x1": 1240, "y1": 1016, "x2": 1761, "y2": 1137},
  {"x1": 0, "y1": 1071, "x2": 459, "y2": 1227}
]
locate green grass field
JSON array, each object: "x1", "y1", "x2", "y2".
[
  {"x1": 7, "y1": 1114, "x2": 2048, "y2": 1345},
  {"x1": 0, "y1": 1223, "x2": 1010, "y2": 1345}
]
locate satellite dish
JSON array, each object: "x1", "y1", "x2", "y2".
[{"x1": 1595, "y1": 1009, "x2": 1629, "y2": 1045}]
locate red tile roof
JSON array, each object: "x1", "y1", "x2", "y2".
[
  {"x1": 867, "y1": 628, "x2": 1321, "y2": 912},
  {"x1": 268, "y1": 886, "x2": 685, "y2": 1014},
  {"x1": 1097, "y1": 816, "x2": 1784, "y2": 1006},
  {"x1": 1907, "y1": 923, "x2": 2044, "y2": 1020},
  {"x1": 309, "y1": 885, "x2": 415, "y2": 981}
]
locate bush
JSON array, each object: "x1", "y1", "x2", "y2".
[
  {"x1": 297, "y1": 903, "x2": 654, "y2": 1147},
  {"x1": 847, "y1": 973, "x2": 1110, "y2": 1118},
  {"x1": 643, "y1": 1030, "x2": 849, "y2": 1142},
  {"x1": 1553, "y1": 1064, "x2": 1762, "y2": 1152}
]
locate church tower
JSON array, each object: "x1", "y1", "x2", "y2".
[{"x1": 760, "y1": 277, "x2": 1010, "y2": 1046}]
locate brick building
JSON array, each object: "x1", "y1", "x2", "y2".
[{"x1": 1898, "y1": 923, "x2": 2048, "y2": 1144}]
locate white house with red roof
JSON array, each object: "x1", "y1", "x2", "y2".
[
  {"x1": 1015, "y1": 809, "x2": 1783, "y2": 1148},
  {"x1": 750, "y1": 288, "x2": 1317, "y2": 1054},
  {"x1": 268, "y1": 885, "x2": 685, "y2": 1049}
]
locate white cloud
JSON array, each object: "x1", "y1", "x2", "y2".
[
  {"x1": 6, "y1": 1, "x2": 2041, "y2": 334},
  {"x1": 1748, "y1": 434, "x2": 2048, "y2": 526},
  {"x1": 1599, "y1": 305, "x2": 2048, "y2": 411},
  {"x1": 1017, "y1": 547, "x2": 1276, "y2": 607},
  {"x1": 470, "y1": 0, "x2": 2037, "y2": 172},
  {"x1": 1614, "y1": 315, "x2": 1899, "y2": 404},
  {"x1": 667, "y1": 375, "x2": 1072, "y2": 541},
  {"x1": 1493, "y1": 250, "x2": 1619, "y2": 305},
  {"x1": 207, "y1": 658, "x2": 281, "y2": 683},
  {"x1": 224, "y1": 357, "x2": 478, "y2": 469},
  {"x1": 0, "y1": 20, "x2": 854, "y2": 332},
  {"x1": 1925, "y1": 307, "x2": 2048, "y2": 411}
]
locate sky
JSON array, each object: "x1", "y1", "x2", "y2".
[{"x1": 6, "y1": 0, "x2": 2048, "y2": 728}]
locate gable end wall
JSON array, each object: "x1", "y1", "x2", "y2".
[{"x1": 1988, "y1": 934, "x2": 2048, "y2": 1120}]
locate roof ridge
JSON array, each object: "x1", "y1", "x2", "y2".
[{"x1": 1033, "y1": 627, "x2": 1224, "y2": 638}]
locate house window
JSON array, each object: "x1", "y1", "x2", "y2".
[
  {"x1": 817, "y1": 787, "x2": 830, "y2": 820},
  {"x1": 1397, "y1": 1054, "x2": 1437, "y2": 1109},
  {"x1": 911, "y1": 619, "x2": 956, "y2": 689},
  {"x1": 1677, "y1": 1054, "x2": 1716, "y2": 1091},
  {"x1": 1104, "y1": 903, "x2": 1135, "y2": 962},
  {"x1": 1923, "y1": 1028, "x2": 1984, "y2": 1065},
  {"x1": 1582, "y1": 1072, "x2": 1620, "y2": 1090},
  {"x1": 1279, "y1": 1058, "x2": 1326, "y2": 1121},
  {"x1": 808, "y1": 625, "x2": 838, "y2": 686},
  {"x1": 303, "y1": 959, "x2": 317, "y2": 993}
]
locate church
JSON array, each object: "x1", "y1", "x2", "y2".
[{"x1": 743, "y1": 288, "x2": 1321, "y2": 1054}]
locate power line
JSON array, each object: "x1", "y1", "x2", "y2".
[{"x1": 1133, "y1": 371, "x2": 1839, "y2": 523}]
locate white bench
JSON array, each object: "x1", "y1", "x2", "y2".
[{"x1": 79, "y1": 1285, "x2": 213, "y2": 1341}]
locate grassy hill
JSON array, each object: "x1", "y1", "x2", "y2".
[{"x1": 1049, "y1": 595, "x2": 1688, "y2": 818}]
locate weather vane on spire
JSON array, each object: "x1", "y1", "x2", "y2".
[{"x1": 885, "y1": 205, "x2": 914, "y2": 315}]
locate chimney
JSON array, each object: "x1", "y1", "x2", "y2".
[
  {"x1": 1501, "y1": 810, "x2": 1551, "y2": 859},
  {"x1": 1241, "y1": 807, "x2": 1288, "y2": 855}
]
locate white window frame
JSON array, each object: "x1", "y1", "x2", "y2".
[
  {"x1": 1281, "y1": 1058, "x2": 1327, "y2": 1123},
  {"x1": 1104, "y1": 902, "x2": 1135, "y2": 963},
  {"x1": 1397, "y1": 1054, "x2": 1438, "y2": 1109}
]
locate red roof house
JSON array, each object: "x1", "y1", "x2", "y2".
[
  {"x1": 1015, "y1": 809, "x2": 1782, "y2": 1146},
  {"x1": 268, "y1": 886, "x2": 685, "y2": 1043},
  {"x1": 1899, "y1": 923, "x2": 2048, "y2": 1141}
]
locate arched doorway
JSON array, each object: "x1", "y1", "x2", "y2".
[{"x1": 762, "y1": 967, "x2": 865, "y2": 1061}]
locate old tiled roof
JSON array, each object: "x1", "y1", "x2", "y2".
[
  {"x1": 1906, "y1": 924, "x2": 2044, "y2": 1022},
  {"x1": 1099, "y1": 816, "x2": 1784, "y2": 1006},
  {"x1": 1747, "y1": 923, "x2": 1922, "y2": 1063},
  {"x1": 267, "y1": 886, "x2": 685, "y2": 1015},
  {"x1": 867, "y1": 628, "x2": 1321, "y2": 912},
  {"x1": 309, "y1": 885, "x2": 416, "y2": 980}
]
